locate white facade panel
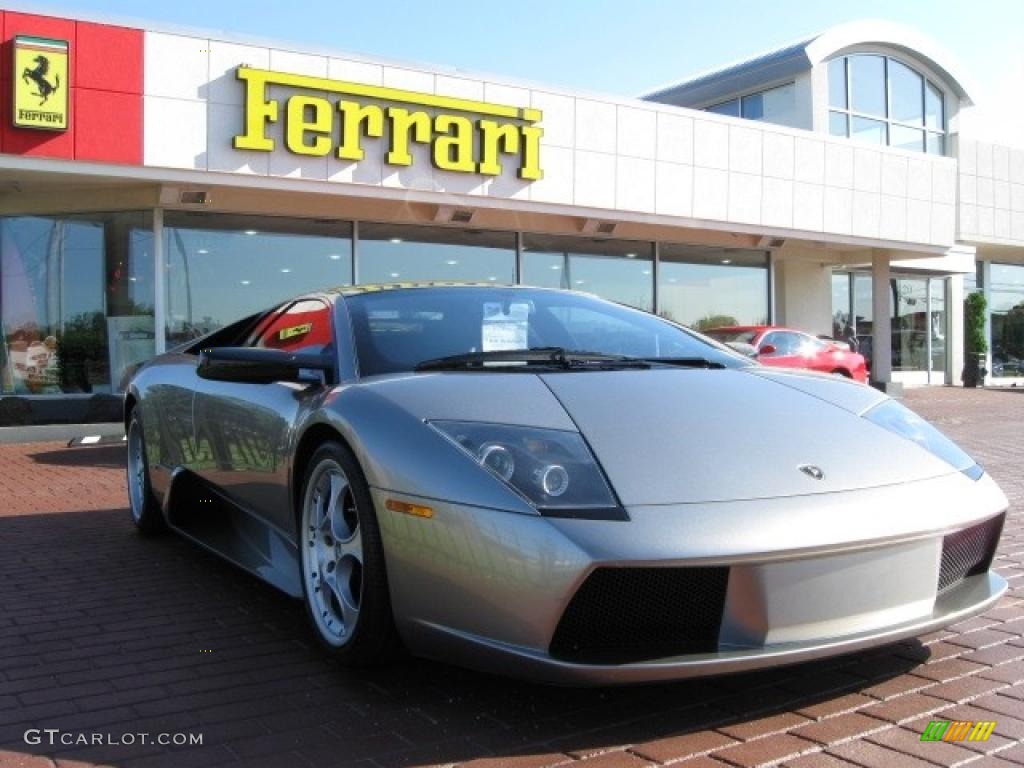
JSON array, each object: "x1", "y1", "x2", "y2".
[
  {"x1": 656, "y1": 113, "x2": 694, "y2": 165},
  {"x1": 617, "y1": 107, "x2": 657, "y2": 159},
  {"x1": 692, "y1": 167, "x2": 728, "y2": 220},
  {"x1": 727, "y1": 172, "x2": 762, "y2": 225},
  {"x1": 654, "y1": 162, "x2": 694, "y2": 218},
  {"x1": 144, "y1": 96, "x2": 208, "y2": 171},
  {"x1": 762, "y1": 177, "x2": 794, "y2": 228},
  {"x1": 958, "y1": 140, "x2": 1024, "y2": 247},
  {"x1": 762, "y1": 132, "x2": 794, "y2": 180}
]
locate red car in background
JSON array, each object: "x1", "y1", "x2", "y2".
[{"x1": 705, "y1": 325, "x2": 869, "y2": 383}]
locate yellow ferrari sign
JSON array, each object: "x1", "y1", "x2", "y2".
[
  {"x1": 234, "y1": 66, "x2": 544, "y2": 181},
  {"x1": 13, "y1": 35, "x2": 69, "y2": 131}
]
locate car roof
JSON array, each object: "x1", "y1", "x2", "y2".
[
  {"x1": 323, "y1": 282, "x2": 552, "y2": 298},
  {"x1": 708, "y1": 325, "x2": 810, "y2": 334}
]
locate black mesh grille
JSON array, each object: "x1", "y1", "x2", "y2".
[
  {"x1": 938, "y1": 513, "x2": 1004, "y2": 593},
  {"x1": 549, "y1": 567, "x2": 729, "y2": 664}
]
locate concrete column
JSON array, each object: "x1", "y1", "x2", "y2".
[
  {"x1": 870, "y1": 250, "x2": 894, "y2": 391},
  {"x1": 948, "y1": 274, "x2": 964, "y2": 386}
]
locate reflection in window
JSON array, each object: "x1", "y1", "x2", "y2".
[
  {"x1": 835, "y1": 271, "x2": 948, "y2": 378},
  {"x1": 849, "y1": 55, "x2": 886, "y2": 116},
  {"x1": 741, "y1": 83, "x2": 796, "y2": 125},
  {"x1": 828, "y1": 57, "x2": 847, "y2": 109},
  {"x1": 0, "y1": 212, "x2": 154, "y2": 395},
  {"x1": 657, "y1": 245, "x2": 768, "y2": 330},
  {"x1": 891, "y1": 124, "x2": 924, "y2": 153},
  {"x1": 706, "y1": 99, "x2": 740, "y2": 117},
  {"x1": 829, "y1": 111, "x2": 848, "y2": 138},
  {"x1": 827, "y1": 54, "x2": 946, "y2": 155},
  {"x1": 888, "y1": 59, "x2": 924, "y2": 124},
  {"x1": 851, "y1": 116, "x2": 887, "y2": 145},
  {"x1": 521, "y1": 235, "x2": 653, "y2": 311},
  {"x1": 358, "y1": 224, "x2": 515, "y2": 286},
  {"x1": 162, "y1": 213, "x2": 352, "y2": 348},
  {"x1": 705, "y1": 83, "x2": 797, "y2": 128},
  {"x1": 990, "y1": 263, "x2": 1024, "y2": 378}
]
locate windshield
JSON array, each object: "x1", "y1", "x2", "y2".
[
  {"x1": 344, "y1": 287, "x2": 751, "y2": 377},
  {"x1": 704, "y1": 329, "x2": 759, "y2": 345}
]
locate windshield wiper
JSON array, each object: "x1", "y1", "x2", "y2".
[
  {"x1": 638, "y1": 357, "x2": 726, "y2": 369},
  {"x1": 414, "y1": 347, "x2": 651, "y2": 372}
]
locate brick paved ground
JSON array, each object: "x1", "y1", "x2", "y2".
[{"x1": 0, "y1": 387, "x2": 1021, "y2": 768}]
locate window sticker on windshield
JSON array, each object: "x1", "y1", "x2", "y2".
[
  {"x1": 481, "y1": 302, "x2": 529, "y2": 351},
  {"x1": 279, "y1": 323, "x2": 313, "y2": 341}
]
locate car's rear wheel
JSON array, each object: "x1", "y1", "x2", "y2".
[
  {"x1": 126, "y1": 409, "x2": 166, "y2": 535},
  {"x1": 831, "y1": 368, "x2": 852, "y2": 378},
  {"x1": 299, "y1": 441, "x2": 399, "y2": 664}
]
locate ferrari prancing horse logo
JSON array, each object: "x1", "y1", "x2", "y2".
[{"x1": 12, "y1": 35, "x2": 69, "y2": 131}]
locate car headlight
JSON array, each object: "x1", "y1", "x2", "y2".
[
  {"x1": 863, "y1": 399, "x2": 983, "y2": 480},
  {"x1": 428, "y1": 420, "x2": 626, "y2": 520}
]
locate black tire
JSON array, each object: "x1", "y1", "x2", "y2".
[
  {"x1": 831, "y1": 369, "x2": 853, "y2": 378},
  {"x1": 298, "y1": 441, "x2": 400, "y2": 665},
  {"x1": 126, "y1": 409, "x2": 166, "y2": 535}
]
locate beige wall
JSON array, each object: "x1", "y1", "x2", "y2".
[{"x1": 772, "y1": 256, "x2": 834, "y2": 335}]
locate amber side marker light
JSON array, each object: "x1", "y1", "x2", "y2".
[{"x1": 385, "y1": 498, "x2": 434, "y2": 518}]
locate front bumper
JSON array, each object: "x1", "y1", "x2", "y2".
[{"x1": 374, "y1": 471, "x2": 1008, "y2": 685}]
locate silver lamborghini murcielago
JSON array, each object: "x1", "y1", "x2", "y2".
[{"x1": 125, "y1": 284, "x2": 1007, "y2": 684}]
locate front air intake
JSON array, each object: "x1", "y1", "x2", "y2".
[
  {"x1": 549, "y1": 566, "x2": 729, "y2": 664},
  {"x1": 938, "y1": 513, "x2": 1004, "y2": 593}
]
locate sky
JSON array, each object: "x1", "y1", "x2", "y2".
[{"x1": 14, "y1": 0, "x2": 1024, "y2": 143}]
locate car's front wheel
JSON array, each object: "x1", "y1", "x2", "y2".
[
  {"x1": 126, "y1": 409, "x2": 166, "y2": 535},
  {"x1": 299, "y1": 441, "x2": 399, "y2": 664}
]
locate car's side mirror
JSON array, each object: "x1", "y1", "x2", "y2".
[
  {"x1": 197, "y1": 347, "x2": 333, "y2": 385},
  {"x1": 759, "y1": 344, "x2": 777, "y2": 356}
]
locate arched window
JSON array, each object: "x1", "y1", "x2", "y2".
[{"x1": 827, "y1": 54, "x2": 945, "y2": 155}]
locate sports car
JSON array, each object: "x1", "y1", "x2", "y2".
[
  {"x1": 125, "y1": 284, "x2": 1007, "y2": 685},
  {"x1": 704, "y1": 325, "x2": 870, "y2": 383}
]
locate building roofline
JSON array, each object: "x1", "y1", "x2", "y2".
[{"x1": 640, "y1": 19, "x2": 976, "y2": 107}]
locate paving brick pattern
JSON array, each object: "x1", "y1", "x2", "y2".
[{"x1": 0, "y1": 388, "x2": 1021, "y2": 767}]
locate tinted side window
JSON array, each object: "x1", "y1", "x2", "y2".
[
  {"x1": 760, "y1": 332, "x2": 784, "y2": 355},
  {"x1": 252, "y1": 300, "x2": 333, "y2": 354}
]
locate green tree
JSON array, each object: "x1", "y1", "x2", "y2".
[{"x1": 694, "y1": 314, "x2": 739, "y2": 331}]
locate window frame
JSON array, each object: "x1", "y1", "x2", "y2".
[{"x1": 827, "y1": 53, "x2": 946, "y2": 155}]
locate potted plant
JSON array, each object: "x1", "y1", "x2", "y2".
[{"x1": 962, "y1": 291, "x2": 988, "y2": 388}]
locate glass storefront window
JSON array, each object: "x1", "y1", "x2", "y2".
[
  {"x1": 836, "y1": 271, "x2": 947, "y2": 379},
  {"x1": 163, "y1": 213, "x2": 352, "y2": 348},
  {"x1": 357, "y1": 224, "x2": 515, "y2": 286},
  {"x1": 521, "y1": 234, "x2": 654, "y2": 311},
  {"x1": 658, "y1": 245, "x2": 768, "y2": 329},
  {"x1": 929, "y1": 277, "x2": 946, "y2": 375},
  {"x1": 831, "y1": 272, "x2": 852, "y2": 339},
  {"x1": 990, "y1": 263, "x2": 1024, "y2": 378},
  {"x1": 1, "y1": 212, "x2": 154, "y2": 395}
]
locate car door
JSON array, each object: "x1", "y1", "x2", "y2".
[
  {"x1": 757, "y1": 331, "x2": 804, "y2": 369},
  {"x1": 193, "y1": 298, "x2": 336, "y2": 532},
  {"x1": 793, "y1": 333, "x2": 835, "y2": 374}
]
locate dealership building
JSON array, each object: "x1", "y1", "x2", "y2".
[{"x1": 1, "y1": 8, "x2": 1023, "y2": 425}]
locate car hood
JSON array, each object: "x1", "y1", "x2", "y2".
[{"x1": 538, "y1": 368, "x2": 957, "y2": 506}]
